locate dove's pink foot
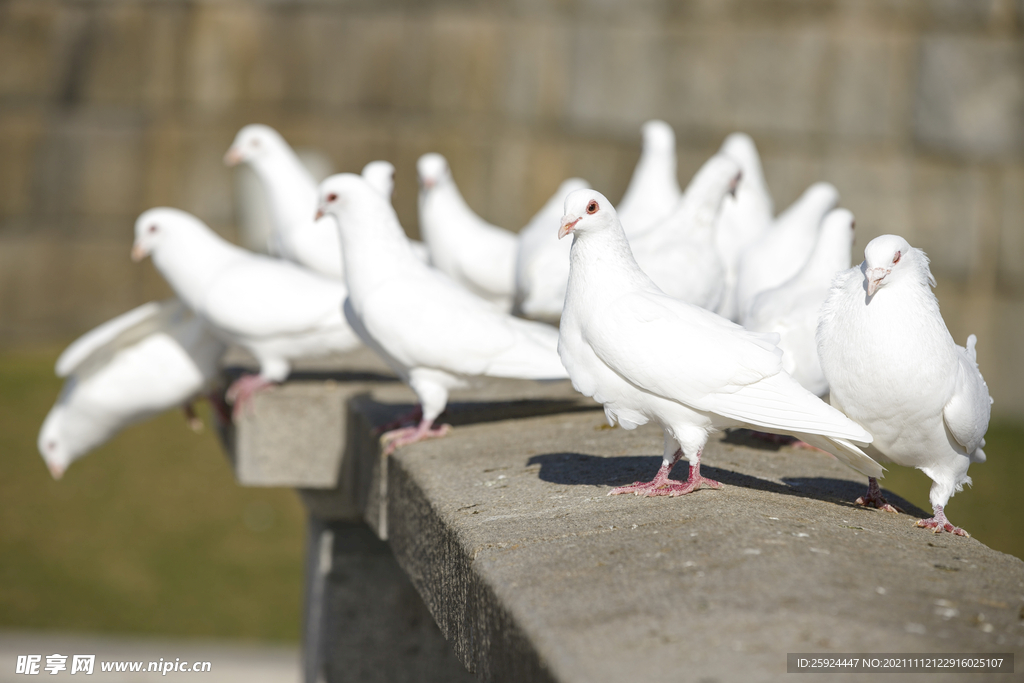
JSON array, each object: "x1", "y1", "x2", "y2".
[
  {"x1": 916, "y1": 505, "x2": 968, "y2": 537},
  {"x1": 226, "y1": 375, "x2": 275, "y2": 419},
  {"x1": 373, "y1": 405, "x2": 424, "y2": 436},
  {"x1": 609, "y1": 450, "x2": 721, "y2": 497},
  {"x1": 856, "y1": 477, "x2": 901, "y2": 513},
  {"x1": 183, "y1": 401, "x2": 204, "y2": 432},
  {"x1": 381, "y1": 419, "x2": 452, "y2": 456}
]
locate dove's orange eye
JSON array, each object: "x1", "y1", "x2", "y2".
[
  {"x1": 326, "y1": 193, "x2": 338, "y2": 202},
  {"x1": 893, "y1": 251, "x2": 901, "y2": 264},
  {"x1": 586, "y1": 201, "x2": 599, "y2": 214}
]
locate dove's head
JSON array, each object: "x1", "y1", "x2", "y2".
[
  {"x1": 132, "y1": 207, "x2": 205, "y2": 262},
  {"x1": 38, "y1": 406, "x2": 72, "y2": 480},
  {"x1": 862, "y1": 234, "x2": 914, "y2": 297},
  {"x1": 315, "y1": 172, "x2": 376, "y2": 222},
  {"x1": 559, "y1": 189, "x2": 618, "y2": 240},
  {"x1": 362, "y1": 160, "x2": 396, "y2": 200},
  {"x1": 224, "y1": 124, "x2": 285, "y2": 167},
  {"x1": 417, "y1": 153, "x2": 450, "y2": 191},
  {"x1": 641, "y1": 120, "x2": 676, "y2": 154}
]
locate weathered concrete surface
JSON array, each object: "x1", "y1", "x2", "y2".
[{"x1": 362, "y1": 409, "x2": 1024, "y2": 683}]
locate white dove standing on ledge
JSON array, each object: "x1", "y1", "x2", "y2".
[
  {"x1": 714, "y1": 133, "x2": 774, "y2": 322},
  {"x1": 616, "y1": 120, "x2": 682, "y2": 239},
  {"x1": 745, "y1": 208, "x2": 856, "y2": 396},
  {"x1": 817, "y1": 235, "x2": 992, "y2": 536},
  {"x1": 417, "y1": 153, "x2": 518, "y2": 310},
  {"x1": 735, "y1": 182, "x2": 839, "y2": 324},
  {"x1": 629, "y1": 153, "x2": 741, "y2": 310},
  {"x1": 514, "y1": 177, "x2": 591, "y2": 323},
  {"x1": 38, "y1": 299, "x2": 226, "y2": 479},
  {"x1": 131, "y1": 208, "x2": 362, "y2": 415},
  {"x1": 557, "y1": 189, "x2": 879, "y2": 497},
  {"x1": 316, "y1": 173, "x2": 568, "y2": 454}
]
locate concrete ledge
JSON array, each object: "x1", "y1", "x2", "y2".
[{"x1": 365, "y1": 410, "x2": 1024, "y2": 683}]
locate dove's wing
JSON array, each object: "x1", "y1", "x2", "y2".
[
  {"x1": 588, "y1": 291, "x2": 871, "y2": 442},
  {"x1": 56, "y1": 300, "x2": 184, "y2": 378},
  {"x1": 943, "y1": 335, "x2": 992, "y2": 457},
  {"x1": 202, "y1": 259, "x2": 345, "y2": 338},
  {"x1": 359, "y1": 269, "x2": 564, "y2": 379}
]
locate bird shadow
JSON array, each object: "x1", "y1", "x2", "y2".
[
  {"x1": 223, "y1": 366, "x2": 400, "y2": 384},
  {"x1": 356, "y1": 394, "x2": 600, "y2": 431},
  {"x1": 526, "y1": 452, "x2": 927, "y2": 516}
]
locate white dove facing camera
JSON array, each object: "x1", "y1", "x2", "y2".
[
  {"x1": 131, "y1": 208, "x2": 362, "y2": 415},
  {"x1": 557, "y1": 189, "x2": 880, "y2": 497},
  {"x1": 317, "y1": 173, "x2": 568, "y2": 455},
  {"x1": 817, "y1": 234, "x2": 993, "y2": 536},
  {"x1": 39, "y1": 299, "x2": 226, "y2": 479}
]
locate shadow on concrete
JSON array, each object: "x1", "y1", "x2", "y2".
[
  {"x1": 361, "y1": 397, "x2": 600, "y2": 430},
  {"x1": 525, "y1": 452, "x2": 927, "y2": 517},
  {"x1": 224, "y1": 366, "x2": 400, "y2": 384}
]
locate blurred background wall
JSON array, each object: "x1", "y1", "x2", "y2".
[{"x1": 1, "y1": 0, "x2": 1022, "y2": 415}]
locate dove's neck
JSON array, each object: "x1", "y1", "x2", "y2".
[
  {"x1": 567, "y1": 226, "x2": 655, "y2": 307},
  {"x1": 250, "y1": 152, "x2": 318, "y2": 238},
  {"x1": 420, "y1": 180, "x2": 490, "y2": 239},
  {"x1": 794, "y1": 230, "x2": 853, "y2": 290},
  {"x1": 153, "y1": 226, "x2": 248, "y2": 311},
  {"x1": 334, "y1": 206, "x2": 420, "y2": 298}
]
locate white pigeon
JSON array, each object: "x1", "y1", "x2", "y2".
[
  {"x1": 416, "y1": 153, "x2": 518, "y2": 309},
  {"x1": 616, "y1": 120, "x2": 682, "y2": 239},
  {"x1": 745, "y1": 208, "x2": 855, "y2": 396},
  {"x1": 714, "y1": 133, "x2": 774, "y2": 322},
  {"x1": 225, "y1": 125, "x2": 428, "y2": 276},
  {"x1": 628, "y1": 153, "x2": 741, "y2": 310},
  {"x1": 817, "y1": 234, "x2": 992, "y2": 535},
  {"x1": 316, "y1": 173, "x2": 569, "y2": 454},
  {"x1": 556, "y1": 189, "x2": 880, "y2": 497},
  {"x1": 734, "y1": 182, "x2": 839, "y2": 324},
  {"x1": 38, "y1": 299, "x2": 226, "y2": 479},
  {"x1": 513, "y1": 177, "x2": 591, "y2": 323},
  {"x1": 131, "y1": 208, "x2": 362, "y2": 414}
]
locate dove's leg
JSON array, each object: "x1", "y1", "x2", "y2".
[
  {"x1": 609, "y1": 447, "x2": 722, "y2": 497},
  {"x1": 373, "y1": 405, "x2": 424, "y2": 436},
  {"x1": 380, "y1": 375, "x2": 452, "y2": 455},
  {"x1": 183, "y1": 402, "x2": 204, "y2": 432},
  {"x1": 380, "y1": 419, "x2": 452, "y2": 456},
  {"x1": 856, "y1": 477, "x2": 901, "y2": 513},
  {"x1": 226, "y1": 374, "x2": 275, "y2": 419},
  {"x1": 916, "y1": 505, "x2": 968, "y2": 537}
]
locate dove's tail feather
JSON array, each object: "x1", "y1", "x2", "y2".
[
  {"x1": 702, "y1": 371, "x2": 873, "y2": 443},
  {"x1": 793, "y1": 433, "x2": 885, "y2": 479}
]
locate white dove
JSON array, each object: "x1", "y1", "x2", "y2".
[
  {"x1": 745, "y1": 208, "x2": 855, "y2": 396},
  {"x1": 616, "y1": 120, "x2": 682, "y2": 239},
  {"x1": 714, "y1": 133, "x2": 774, "y2": 322},
  {"x1": 225, "y1": 125, "x2": 427, "y2": 276},
  {"x1": 38, "y1": 299, "x2": 226, "y2": 479},
  {"x1": 817, "y1": 234, "x2": 992, "y2": 535},
  {"x1": 557, "y1": 189, "x2": 880, "y2": 497},
  {"x1": 735, "y1": 181, "x2": 839, "y2": 324},
  {"x1": 629, "y1": 153, "x2": 741, "y2": 310},
  {"x1": 514, "y1": 177, "x2": 591, "y2": 323},
  {"x1": 316, "y1": 173, "x2": 569, "y2": 454},
  {"x1": 417, "y1": 153, "x2": 518, "y2": 309},
  {"x1": 131, "y1": 208, "x2": 362, "y2": 414}
]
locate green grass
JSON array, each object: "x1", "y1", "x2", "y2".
[
  {"x1": 872, "y1": 422, "x2": 1023, "y2": 561},
  {"x1": 0, "y1": 347, "x2": 305, "y2": 641}
]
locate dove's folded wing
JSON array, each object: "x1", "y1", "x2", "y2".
[
  {"x1": 202, "y1": 260, "x2": 346, "y2": 338},
  {"x1": 943, "y1": 335, "x2": 992, "y2": 458}
]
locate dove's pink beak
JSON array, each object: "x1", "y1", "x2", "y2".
[
  {"x1": 131, "y1": 244, "x2": 147, "y2": 262},
  {"x1": 865, "y1": 267, "x2": 888, "y2": 297},
  {"x1": 558, "y1": 216, "x2": 580, "y2": 240},
  {"x1": 223, "y1": 147, "x2": 244, "y2": 167},
  {"x1": 314, "y1": 208, "x2": 325, "y2": 220},
  {"x1": 47, "y1": 461, "x2": 65, "y2": 480}
]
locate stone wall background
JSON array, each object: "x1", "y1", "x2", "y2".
[{"x1": 1, "y1": 0, "x2": 1022, "y2": 415}]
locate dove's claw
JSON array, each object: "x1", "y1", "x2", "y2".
[
  {"x1": 916, "y1": 505, "x2": 968, "y2": 537},
  {"x1": 609, "y1": 455, "x2": 721, "y2": 497},
  {"x1": 381, "y1": 419, "x2": 451, "y2": 455},
  {"x1": 226, "y1": 374, "x2": 275, "y2": 420},
  {"x1": 855, "y1": 477, "x2": 902, "y2": 513},
  {"x1": 374, "y1": 405, "x2": 424, "y2": 436}
]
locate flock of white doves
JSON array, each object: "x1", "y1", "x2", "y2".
[{"x1": 39, "y1": 121, "x2": 993, "y2": 537}]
